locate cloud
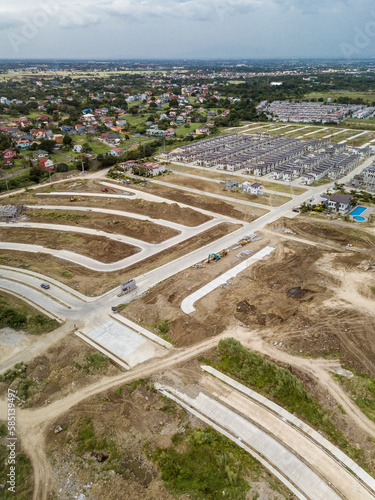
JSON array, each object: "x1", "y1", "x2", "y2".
[
  {"x1": 96, "y1": 0, "x2": 262, "y2": 22},
  {"x1": 272, "y1": 0, "x2": 357, "y2": 15}
]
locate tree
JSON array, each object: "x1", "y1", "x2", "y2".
[
  {"x1": 63, "y1": 135, "x2": 72, "y2": 146},
  {"x1": 29, "y1": 165, "x2": 44, "y2": 183},
  {"x1": 55, "y1": 163, "x2": 69, "y2": 172},
  {"x1": 38, "y1": 139, "x2": 56, "y2": 153}
]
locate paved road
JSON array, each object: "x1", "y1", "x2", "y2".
[{"x1": 157, "y1": 370, "x2": 375, "y2": 500}]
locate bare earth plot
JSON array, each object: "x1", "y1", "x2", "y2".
[
  {"x1": 122, "y1": 221, "x2": 375, "y2": 375},
  {"x1": 8, "y1": 185, "x2": 212, "y2": 227},
  {"x1": 22, "y1": 209, "x2": 180, "y2": 243},
  {"x1": 158, "y1": 174, "x2": 290, "y2": 207},
  {"x1": 170, "y1": 163, "x2": 308, "y2": 195},
  {"x1": 0, "y1": 222, "x2": 241, "y2": 296},
  {"x1": 128, "y1": 183, "x2": 268, "y2": 222},
  {"x1": 0, "y1": 227, "x2": 139, "y2": 263}
]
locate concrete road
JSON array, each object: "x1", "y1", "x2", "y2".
[{"x1": 158, "y1": 373, "x2": 375, "y2": 500}]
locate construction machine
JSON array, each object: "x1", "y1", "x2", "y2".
[
  {"x1": 70, "y1": 197, "x2": 78, "y2": 202},
  {"x1": 102, "y1": 187, "x2": 116, "y2": 193},
  {"x1": 207, "y1": 253, "x2": 221, "y2": 263},
  {"x1": 239, "y1": 237, "x2": 251, "y2": 246}
]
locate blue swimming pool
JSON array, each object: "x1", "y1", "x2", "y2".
[
  {"x1": 350, "y1": 206, "x2": 367, "y2": 216},
  {"x1": 354, "y1": 216, "x2": 366, "y2": 222}
]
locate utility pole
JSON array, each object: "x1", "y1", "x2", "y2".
[{"x1": 5, "y1": 179, "x2": 9, "y2": 194}]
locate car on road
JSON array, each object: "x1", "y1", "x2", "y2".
[{"x1": 41, "y1": 283, "x2": 50, "y2": 289}]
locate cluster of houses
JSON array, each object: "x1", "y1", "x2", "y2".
[
  {"x1": 117, "y1": 160, "x2": 166, "y2": 177},
  {"x1": 260, "y1": 101, "x2": 360, "y2": 124},
  {"x1": 252, "y1": 141, "x2": 368, "y2": 185},
  {"x1": 352, "y1": 163, "x2": 375, "y2": 192},
  {"x1": 167, "y1": 131, "x2": 369, "y2": 185},
  {"x1": 169, "y1": 132, "x2": 290, "y2": 171}
]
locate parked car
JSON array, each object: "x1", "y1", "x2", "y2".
[{"x1": 41, "y1": 283, "x2": 50, "y2": 289}]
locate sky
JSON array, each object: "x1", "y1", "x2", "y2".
[{"x1": 1, "y1": 0, "x2": 375, "y2": 60}]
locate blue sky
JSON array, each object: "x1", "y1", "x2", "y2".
[{"x1": 1, "y1": 0, "x2": 375, "y2": 60}]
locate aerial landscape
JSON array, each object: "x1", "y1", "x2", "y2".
[{"x1": 1, "y1": 1, "x2": 375, "y2": 500}]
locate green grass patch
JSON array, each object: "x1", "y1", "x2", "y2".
[
  {"x1": 154, "y1": 427, "x2": 258, "y2": 499},
  {"x1": 202, "y1": 338, "x2": 368, "y2": 470},
  {"x1": 0, "y1": 362, "x2": 28, "y2": 384},
  {"x1": 153, "y1": 319, "x2": 173, "y2": 344},
  {"x1": 0, "y1": 443, "x2": 33, "y2": 500},
  {"x1": 0, "y1": 362, "x2": 35, "y2": 400},
  {"x1": 75, "y1": 352, "x2": 109, "y2": 374},
  {"x1": 0, "y1": 294, "x2": 59, "y2": 335},
  {"x1": 126, "y1": 379, "x2": 146, "y2": 393},
  {"x1": 334, "y1": 371, "x2": 375, "y2": 423},
  {"x1": 175, "y1": 123, "x2": 202, "y2": 136},
  {"x1": 26, "y1": 210, "x2": 89, "y2": 222}
]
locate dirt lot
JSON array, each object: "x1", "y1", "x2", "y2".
[
  {"x1": 0, "y1": 222, "x2": 241, "y2": 296},
  {"x1": 159, "y1": 173, "x2": 291, "y2": 207},
  {"x1": 0, "y1": 334, "x2": 122, "y2": 408},
  {"x1": 39, "y1": 361, "x2": 290, "y2": 499},
  {"x1": 23, "y1": 209, "x2": 179, "y2": 243},
  {"x1": 5, "y1": 181, "x2": 212, "y2": 227},
  {"x1": 129, "y1": 183, "x2": 268, "y2": 222},
  {"x1": 170, "y1": 163, "x2": 307, "y2": 195},
  {"x1": 274, "y1": 217, "x2": 375, "y2": 250},
  {"x1": 0, "y1": 228, "x2": 139, "y2": 264},
  {"x1": 122, "y1": 224, "x2": 375, "y2": 376}
]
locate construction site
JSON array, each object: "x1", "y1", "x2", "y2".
[{"x1": 0, "y1": 127, "x2": 375, "y2": 500}]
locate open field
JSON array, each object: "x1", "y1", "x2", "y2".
[
  {"x1": 129, "y1": 183, "x2": 268, "y2": 222},
  {"x1": 0, "y1": 222, "x2": 240, "y2": 296},
  {"x1": 158, "y1": 173, "x2": 291, "y2": 207},
  {"x1": 170, "y1": 164, "x2": 307, "y2": 195},
  {"x1": 23, "y1": 209, "x2": 180, "y2": 243},
  {"x1": 8, "y1": 179, "x2": 212, "y2": 226},
  {"x1": 0, "y1": 70, "x2": 156, "y2": 82},
  {"x1": 175, "y1": 122, "x2": 202, "y2": 136},
  {"x1": 72, "y1": 136, "x2": 111, "y2": 154},
  {"x1": 0, "y1": 227, "x2": 139, "y2": 263},
  {"x1": 304, "y1": 91, "x2": 375, "y2": 104}
]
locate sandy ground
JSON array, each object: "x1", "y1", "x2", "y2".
[{"x1": 0, "y1": 327, "x2": 34, "y2": 363}]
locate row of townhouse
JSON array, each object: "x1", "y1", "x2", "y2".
[
  {"x1": 245, "y1": 141, "x2": 313, "y2": 176},
  {"x1": 197, "y1": 136, "x2": 297, "y2": 170},
  {"x1": 176, "y1": 134, "x2": 300, "y2": 170},
  {"x1": 264, "y1": 101, "x2": 352, "y2": 123},
  {"x1": 302, "y1": 151, "x2": 361, "y2": 184},
  {"x1": 352, "y1": 164, "x2": 375, "y2": 191}
]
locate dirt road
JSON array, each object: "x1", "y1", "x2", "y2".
[{"x1": 2, "y1": 327, "x2": 375, "y2": 499}]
